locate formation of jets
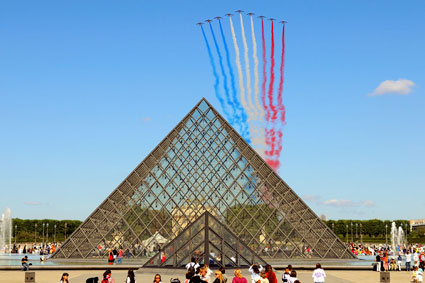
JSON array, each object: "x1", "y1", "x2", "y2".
[{"x1": 197, "y1": 11, "x2": 287, "y2": 25}]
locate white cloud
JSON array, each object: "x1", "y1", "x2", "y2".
[
  {"x1": 302, "y1": 194, "x2": 320, "y2": 202},
  {"x1": 369, "y1": 79, "x2": 415, "y2": 96},
  {"x1": 362, "y1": 200, "x2": 375, "y2": 207},
  {"x1": 24, "y1": 201, "x2": 41, "y2": 206},
  {"x1": 322, "y1": 199, "x2": 357, "y2": 207},
  {"x1": 322, "y1": 199, "x2": 375, "y2": 208},
  {"x1": 141, "y1": 117, "x2": 151, "y2": 123}
]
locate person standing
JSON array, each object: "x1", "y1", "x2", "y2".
[
  {"x1": 248, "y1": 265, "x2": 262, "y2": 283},
  {"x1": 264, "y1": 265, "x2": 277, "y2": 283},
  {"x1": 375, "y1": 253, "x2": 381, "y2": 272},
  {"x1": 397, "y1": 254, "x2": 403, "y2": 271},
  {"x1": 312, "y1": 263, "x2": 326, "y2": 283},
  {"x1": 126, "y1": 270, "x2": 136, "y2": 283},
  {"x1": 153, "y1": 274, "x2": 163, "y2": 283},
  {"x1": 102, "y1": 269, "x2": 115, "y2": 283},
  {"x1": 407, "y1": 252, "x2": 412, "y2": 271},
  {"x1": 117, "y1": 249, "x2": 123, "y2": 264},
  {"x1": 107, "y1": 249, "x2": 114, "y2": 265}
]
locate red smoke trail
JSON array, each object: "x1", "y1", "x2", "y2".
[
  {"x1": 261, "y1": 17, "x2": 273, "y2": 167},
  {"x1": 266, "y1": 20, "x2": 280, "y2": 171},
  {"x1": 268, "y1": 23, "x2": 286, "y2": 171},
  {"x1": 276, "y1": 23, "x2": 286, "y2": 123},
  {"x1": 268, "y1": 21, "x2": 278, "y2": 123}
]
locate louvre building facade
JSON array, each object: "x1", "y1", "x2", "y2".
[{"x1": 52, "y1": 99, "x2": 354, "y2": 266}]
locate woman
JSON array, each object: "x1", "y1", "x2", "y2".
[
  {"x1": 248, "y1": 265, "x2": 261, "y2": 283},
  {"x1": 126, "y1": 270, "x2": 136, "y2": 283},
  {"x1": 264, "y1": 265, "x2": 277, "y2": 283},
  {"x1": 153, "y1": 274, "x2": 162, "y2": 283},
  {"x1": 59, "y1": 272, "x2": 69, "y2": 283},
  {"x1": 382, "y1": 252, "x2": 388, "y2": 271},
  {"x1": 102, "y1": 270, "x2": 115, "y2": 283},
  {"x1": 214, "y1": 271, "x2": 225, "y2": 283},
  {"x1": 232, "y1": 269, "x2": 247, "y2": 283},
  {"x1": 107, "y1": 249, "x2": 114, "y2": 265},
  {"x1": 288, "y1": 271, "x2": 298, "y2": 283},
  {"x1": 312, "y1": 263, "x2": 326, "y2": 283}
]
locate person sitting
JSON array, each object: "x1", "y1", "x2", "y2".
[
  {"x1": 232, "y1": 269, "x2": 247, "y2": 283},
  {"x1": 390, "y1": 258, "x2": 397, "y2": 271},
  {"x1": 21, "y1": 255, "x2": 30, "y2": 271}
]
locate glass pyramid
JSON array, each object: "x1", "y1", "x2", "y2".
[{"x1": 52, "y1": 98, "x2": 354, "y2": 264}]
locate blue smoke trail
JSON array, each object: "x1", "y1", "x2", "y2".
[
  {"x1": 201, "y1": 25, "x2": 229, "y2": 119},
  {"x1": 209, "y1": 23, "x2": 234, "y2": 125},
  {"x1": 218, "y1": 20, "x2": 251, "y2": 144}
]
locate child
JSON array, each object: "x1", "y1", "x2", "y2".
[
  {"x1": 259, "y1": 270, "x2": 269, "y2": 283},
  {"x1": 413, "y1": 266, "x2": 418, "y2": 283}
]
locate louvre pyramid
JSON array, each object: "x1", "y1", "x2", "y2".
[{"x1": 52, "y1": 98, "x2": 354, "y2": 263}]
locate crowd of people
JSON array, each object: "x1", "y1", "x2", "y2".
[
  {"x1": 181, "y1": 257, "x2": 326, "y2": 283},
  {"x1": 49, "y1": 262, "x2": 326, "y2": 283},
  {"x1": 12, "y1": 242, "x2": 60, "y2": 255}
]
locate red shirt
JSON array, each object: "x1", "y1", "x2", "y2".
[{"x1": 265, "y1": 272, "x2": 277, "y2": 283}]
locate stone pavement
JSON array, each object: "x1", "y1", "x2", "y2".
[{"x1": 0, "y1": 269, "x2": 412, "y2": 283}]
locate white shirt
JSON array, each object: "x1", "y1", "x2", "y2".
[
  {"x1": 185, "y1": 262, "x2": 200, "y2": 270},
  {"x1": 406, "y1": 254, "x2": 412, "y2": 262},
  {"x1": 126, "y1": 277, "x2": 136, "y2": 283},
  {"x1": 312, "y1": 268, "x2": 326, "y2": 282},
  {"x1": 288, "y1": 277, "x2": 298, "y2": 283}
]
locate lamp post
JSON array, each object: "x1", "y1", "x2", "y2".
[
  {"x1": 345, "y1": 224, "x2": 348, "y2": 243},
  {"x1": 64, "y1": 223, "x2": 67, "y2": 240},
  {"x1": 360, "y1": 223, "x2": 363, "y2": 245},
  {"x1": 356, "y1": 223, "x2": 359, "y2": 242},
  {"x1": 42, "y1": 223, "x2": 45, "y2": 248},
  {"x1": 14, "y1": 224, "x2": 17, "y2": 246},
  {"x1": 54, "y1": 224, "x2": 57, "y2": 243},
  {"x1": 34, "y1": 223, "x2": 37, "y2": 244},
  {"x1": 351, "y1": 222, "x2": 353, "y2": 243},
  {"x1": 332, "y1": 223, "x2": 335, "y2": 233},
  {"x1": 46, "y1": 223, "x2": 49, "y2": 245},
  {"x1": 385, "y1": 224, "x2": 388, "y2": 247}
]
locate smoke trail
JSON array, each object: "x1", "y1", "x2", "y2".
[
  {"x1": 271, "y1": 23, "x2": 287, "y2": 171},
  {"x1": 261, "y1": 17, "x2": 273, "y2": 165},
  {"x1": 239, "y1": 13, "x2": 256, "y2": 121},
  {"x1": 200, "y1": 25, "x2": 229, "y2": 119},
  {"x1": 268, "y1": 21, "x2": 278, "y2": 123},
  {"x1": 277, "y1": 23, "x2": 286, "y2": 123},
  {"x1": 209, "y1": 22, "x2": 234, "y2": 124},
  {"x1": 218, "y1": 19, "x2": 242, "y2": 126},
  {"x1": 250, "y1": 15, "x2": 263, "y2": 122},
  {"x1": 229, "y1": 16, "x2": 251, "y2": 143}
]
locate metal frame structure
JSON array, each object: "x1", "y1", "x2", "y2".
[
  {"x1": 52, "y1": 98, "x2": 355, "y2": 263},
  {"x1": 144, "y1": 212, "x2": 267, "y2": 267}
]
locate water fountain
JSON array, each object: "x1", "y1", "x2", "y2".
[
  {"x1": 0, "y1": 208, "x2": 12, "y2": 254},
  {"x1": 390, "y1": 221, "x2": 405, "y2": 251}
]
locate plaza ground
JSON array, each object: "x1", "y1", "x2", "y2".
[{"x1": 0, "y1": 268, "x2": 412, "y2": 283}]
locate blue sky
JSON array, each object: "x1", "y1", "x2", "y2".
[{"x1": 1, "y1": 0, "x2": 424, "y2": 221}]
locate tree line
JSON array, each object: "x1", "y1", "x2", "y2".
[{"x1": 12, "y1": 219, "x2": 82, "y2": 243}]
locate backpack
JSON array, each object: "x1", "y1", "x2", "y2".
[{"x1": 170, "y1": 279, "x2": 180, "y2": 283}]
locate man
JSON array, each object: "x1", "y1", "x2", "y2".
[
  {"x1": 21, "y1": 256, "x2": 29, "y2": 271},
  {"x1": 375, "y1": 253, "x2": 381, "y2": 272},
  {"x1": 406, "y1": 251, "x2": 412, "y2": 271}
]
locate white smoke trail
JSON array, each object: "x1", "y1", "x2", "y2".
[
  {"x1": 250, "y1": 15, "x2": 264, "y2": 122},
  {"x1": 249, "y1": 14, "x2": 267, "y2": 158},
  {"x1": 239, "y1": 13, "x2": 256, "y2": 122},
  {"x1": 229, "y1": 17, "x2": 249, "y2": 124}
]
